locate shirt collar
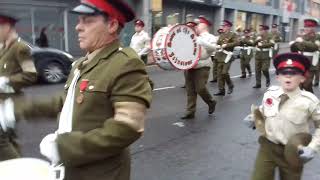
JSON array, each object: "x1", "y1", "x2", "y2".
[{"x1": 284, "y1": 87, "x2": 301, "y2": 99}]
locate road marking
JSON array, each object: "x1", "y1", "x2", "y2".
[
  {"x1": 153, "y1": 86, "x2": 176, "y2": 91},
  {"x1": 153, "y1": 69, "x2": 276, "y2": 91}
]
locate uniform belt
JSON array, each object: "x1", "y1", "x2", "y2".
[
  {"x1": 302, "y1": 52, "x2": 316, "y2": 56},
  {"x1": 222, "y1": 50, "x2": 233, "y2": 63},
  {"x1": 300, "y1": 51, "x2": 320, "y2": 66}
]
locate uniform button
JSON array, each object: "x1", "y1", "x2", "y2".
[{"x1": 89, "y1": 85, "x2": 94, "y2": 90}]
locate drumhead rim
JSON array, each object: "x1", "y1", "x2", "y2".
[{"x1": 151, "y1": 24, "x2": 201, "y2": 70}]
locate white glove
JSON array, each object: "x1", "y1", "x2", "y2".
[
  {"x1": 0, "y1": 98, "x2": 15, "y2": 132},
  {"x1": 295, "y1": 37, "x2": 304, "y2": 43},
  {"x1": 289, "y1": 41, "x2": 296, "y2": 46},
  {"x1": 40, "y1": 133, "x2": 60, "y2": 165},
  {"x1": 258, "y1": 42, "x2": 263, "y2": 47},
  {"x1": 299, "y1": 146, "x2": 316, "y2": 163},
  {"x1": 243, "y1": 114, "x2": 255, "y2": 129},
  {"x1": 256, "y1": 36, "x2": 262, "y2": 41},
  {"x1": 0, "y1": 77, "x2": 14, "y2": 93},
  {"x1": 221, "y1": 44, "x2": 227, "y2": 49}
]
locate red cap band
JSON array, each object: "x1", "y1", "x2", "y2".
[
  {"x1": 277, "y1": 60, "x2": 305, "y2": 72},
  {"x1": 83, "y1": 0, "x2": 126, "y2": 26}
]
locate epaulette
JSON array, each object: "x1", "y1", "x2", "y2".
[
  {"x1": 118, "y1": 47, "x2": 139, "y2": 58},
  {"x1": 267, "y1": 86, "x2": 280, "y2": 91},
  {"x1": 301, "y1": 90, "x2": 319, "y2": 103}
]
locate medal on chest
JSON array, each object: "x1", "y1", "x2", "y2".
[{"x1": 77, "y1": 79, "x2": 89, "y2": 104}]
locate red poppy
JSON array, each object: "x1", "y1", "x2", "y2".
[
  {"x1": 80, "y1": 79, "x2": 89, "y2": 92},
  {"x1": 266, "y1": 98, "x2": 273, "y2": 106}
]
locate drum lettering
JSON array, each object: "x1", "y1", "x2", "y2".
[
  {"x1": 177, "y1": 28, "x2": 182, "y2": 33},
  {"x1": 190, "y1": 34, "x2": 194, "y2": 39},
  {"x1": 169, "y1": 52, "x2": 175, "y2": 57}
]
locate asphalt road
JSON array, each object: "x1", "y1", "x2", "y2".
[{"x1": 15, "y1": 46, "x2": 320, "y2": 180}]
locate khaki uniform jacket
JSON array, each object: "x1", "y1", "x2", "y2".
[
  {"x1": 16, "y1": 41, "x2": 152, "y2": 180},
  {"x1": 260, "y1": 86, "x2": 320, "y2": 152},
  {"x1": 239, "y1": 36, "x2": 255, "y2": 59},
  {"x1": 254, "y1": 33, "x2": 274, "y2": 60},
  {"x1": 215, "y1": 31, "x2": 239, "y2": 63},
  {"x1": 0, "y1": 38, "x2": 37, "y2": 92}
]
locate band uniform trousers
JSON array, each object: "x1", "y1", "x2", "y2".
[
  {"x1": 240, "y1": 51, "x2": 252, "y2": 75},
  {"x1": 211, "y1": 56, "x2": 218, "y2": 81},
  {"x1": 185, "y1": 67, "x2": 214, "y2": 114},
  {"x1": 255, "y1": 55, "x2": 271, "y2": 85},
  {"x1": 251, "y1": 136, "x2": 303, "y2": 180},
  {"x1": 217, "y1": 61, "x2": 233, "y2": 91}
]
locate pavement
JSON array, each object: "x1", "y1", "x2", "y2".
[{"x1": 14, "y1": 44, "x2": 320, "y2": 180}]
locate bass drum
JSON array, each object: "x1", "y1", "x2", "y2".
[
  {"x1": 151, "y1": 24, "x2": 201, "y2": 70},
  {"x1": 0, "y1": 158, "x2": 64, "y2": 180}
]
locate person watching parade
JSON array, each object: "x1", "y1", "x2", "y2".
[
  {"x1": 130, "y1": 19, "x2": 151, "y2": 64},
  {"x1": 252, "y1": 25, "x2": 275, "y2": 88},
  {"x1": 0, "y1": 0, "x2": 152, "y2": 180},
  {"x1": 290, "y1": 18, "x2": 320, "y2": 93},
  {"x1": 0, "y1": 13, "x2": 37, "y2": 161},
  {"x1": 181, "y1": 16, "x2": 217, "y2": 119},
  {"x1": 244, "y1": 52, "x2": 320, "y2": 180},
  {"x1": 214, "y1": 20, "x2": 238, "y2": 96}
]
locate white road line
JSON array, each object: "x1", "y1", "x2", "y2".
[
  {"x1": 153, "y1": 69, "x2": 276, "y2": 91},
  {"x1": 153, "y1": 86, "x2": 176, "y2": 91}
]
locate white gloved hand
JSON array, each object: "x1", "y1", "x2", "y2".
[
  {"x1": 221, "y1": 44, "x2": 227, "y2": 49},
  {"x1": 0, "y1": 77, "x2": 14, "y2": 93},
  {"x1": 258, "y1": 42, "x2": 263, "y2": 47},
  {"x1": 40, "y1": 133, "x2": 60, "y2": 165},
  {"x1": 0, "y1": 98, "x2": 15, "y2": 132},
  {"x1": 295, "y1": 37, "x2": 304, "y2": 43},
  {"x1": 243, "y1": 114, "x2": 255, "y2": 129},
  {"x1": 299, "y1": 146, "x2": 316, "y2": 163},
  {"x1": 256, "y1": 36, "x2": 262, "y2": 41}
]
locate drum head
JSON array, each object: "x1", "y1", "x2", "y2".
[
  {"x1": 0, "y1": 158, "x2": 52, "y2": 180},
  {"x1": 152, "y1": 25, "x2": 201, "y2": 70}
]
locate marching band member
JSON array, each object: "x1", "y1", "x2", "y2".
[
  {"x1": 0, "y1": 13, "x2": 37, "y2": 161},
  {"x1": 252, "y1": 25, "x2": 275, "y2": 88},
  {"x1": 290, "y1": 18, "x2": 320, "y2": 93},
  {"x1": 214, "y1": 20, "x2": 239, "y2": 96},
  {"x1": 239, "y1": 29, "x2": 254, "y2": 78},
  {"x1": 181, "y1": 16, "x2": 217, "y2": 119},
  {"x1": 244, "y1": 53, "x2": 320, "y2": 180},
  {"x1": 0, "y1": 1, "x2": 152, "y2": 179},
  {"x1": 271, "y1": 24, "x2": 282, "y2": 58},
  {"x1": 130, "y1": 19, "x2": 151, "y2": 64},
  {"x1": 210, "y1": 28, "x2": 222, "y2": 83}
]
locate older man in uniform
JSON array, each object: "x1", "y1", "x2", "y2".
[
  {"x1": 239, "y1": 29, "x2": 254, "y2": 78},
  {"x1": 0, "y1": 1, "x2": 152, "y2": 180},
  {"x1": 290, "y1": 18, "x2": 320, "y2": 93},
  {"x1": 271, "y1": 24, "x2": 282, "y2": 58},
  {"x1": 0, "y1": 13, "x2": 37, "y2": 161},
  {"x1": 181, "y1": 16, "x2": 217, "y2": 119},
  {"x1": 130, "y1": 19, "x2": 150, "y2": 64},
  {"x1": 253, "y1": 25, "x2": 275, "y2": 88},
  {"x1": 214, "y1": 20, "x2": 239, "y2": 96}
]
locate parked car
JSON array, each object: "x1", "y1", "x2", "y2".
[{"x1": 30, "y1": 46, "x2": 74, "y2": 84}]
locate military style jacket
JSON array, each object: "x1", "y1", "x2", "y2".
[
  {"x1": 195, "y1": 32, "x2": 217, "y2": 69},
  {"x1": 260, "y1": 86, "x2": 320, "y2": 153},
  {"x1": 15, "y1": 41, "x2": 152, "y2": 180},
  {"x1": 0, "y1": 37, "x2": 37, "y2": 92},
  {"x1": 254, "y1": 33, "x2": 274, "y2": 60},
  {"x1": 215, "y1": 31, "x2": 239, "y2": 63},
  {"x1": 239, "y1": 35, "x2": 255, "y2": 58},
  {"x1": 290, "y1": 32, "x2": 320, "y2": 68}
]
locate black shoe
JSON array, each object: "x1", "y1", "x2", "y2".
[
  {"x1": 248, "y1": 72, "x2": 252, "y2": 77},
  {"x1": 266, "y1": 81, "x2": 270, "y2": 87},
  {"x1": 214, "y1": 91, "x2": 225, "y2": 96},
  {"x1": 181, "y1": 85, "x2": 186, "y2": 88},
  {"x1": 314, "y1": 83, "x2": 319, "y2": 87},
  {"x1": 252, "y1": 84, "x2": 261, "y2": 88},
  {"x1": 227, "y1": 86, "x2": 234, "y2": 94},
  {"x1": 208, "y1": 101, "x2": 216, "y2": 114},
  {"x1": 240, "y1": 74, "x2": 246, "y2": 78},
  {"x1": 210, "y1": 79, "x2": 217, "y2": 83},
  {"x1": 180, "y1": 113, "x2": 195, "y2": 119}
]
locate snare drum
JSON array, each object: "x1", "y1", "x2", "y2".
[{"x1": 151, "y1": 25, "x2": 201, "y2": 70}]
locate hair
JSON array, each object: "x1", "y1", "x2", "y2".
[{"x1": 102, "y1": 14, "x2": 123, "y2": 34}]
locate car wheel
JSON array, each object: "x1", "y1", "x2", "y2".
[{"x1": 40, "y1": 62, "x2": 66, "y2": 84}]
